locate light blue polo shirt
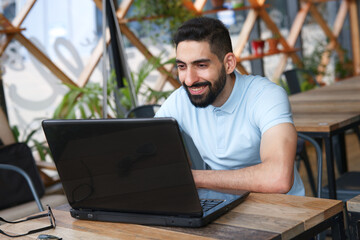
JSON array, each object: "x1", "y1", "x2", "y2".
[{"x1": 155, "y1": 72, "x2": 305, "y2": 196}]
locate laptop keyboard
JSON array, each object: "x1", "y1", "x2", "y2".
[{"x1": 200, "y1": 199, "x2": 224, "y2": 212}]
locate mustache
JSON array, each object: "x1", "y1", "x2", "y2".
[{"x1": 184, "y1": 82, "x2": 211, "y2": 88}]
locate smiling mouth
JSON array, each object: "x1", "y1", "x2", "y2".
[
  {"x1": 186, "y1": 82, "x2": 210, "y2": 95},
  {"x1": 189, "y1": 85, "x2": 208, "y2": 95}
]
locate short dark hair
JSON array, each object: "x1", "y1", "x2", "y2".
[{"x1": 173, "y1": 17, "x2": 233, "y2": 61}]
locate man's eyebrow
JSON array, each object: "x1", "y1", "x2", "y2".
[
  {"x1": 192, "y1": 59, "x2": 211, "y2": 64},
  {"x1": 175, "y1": 59, "x2": 185, "y2": 64},
  {"x1": 175, "y1": 59, "x2": 211, "y2": 65}
]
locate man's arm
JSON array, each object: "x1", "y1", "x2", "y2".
[{"x1": 191, "y1": 122, "x2": 297, "y2": 193}]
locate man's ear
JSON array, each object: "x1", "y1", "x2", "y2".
[{"x1": 223, "y1": 53, "x2": 237, "y2": 74}]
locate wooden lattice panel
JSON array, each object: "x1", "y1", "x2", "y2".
[{"x1": 0, "y1": 0, "x2": 359, "y2": 91}]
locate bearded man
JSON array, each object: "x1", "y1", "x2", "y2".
[{"x1": 155, "y1": 17, "x2": 304, "y2": 196}]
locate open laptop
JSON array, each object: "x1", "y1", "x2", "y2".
[{"x1": 42, "y1": 118, "x2": 249, "y2": 227}]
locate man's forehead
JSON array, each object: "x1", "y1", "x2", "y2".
[{"x1": 176, "y1": 40, "x2": 215, "y2": 62}]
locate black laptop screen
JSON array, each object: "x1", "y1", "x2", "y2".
[{"x1": 43, "y1": 118, "x2": 203, "y2": 216}]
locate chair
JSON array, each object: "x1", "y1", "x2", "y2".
[
  {"x1": 125, "y1": 104, "x2": 161, "y2": 118},
  {"x1": 297, "y1": 133, "x2": 323, "y2": 198},
  {"x1": 0, "y1": 164, "x2": 43, "y2": 212},
  {"x1": 282, "y1": 68, "x2": 320, "y2": 95},
  {"x1": 322, "y1": 172, "x2": 360, "y2": 202},
  {"x1": 295, "y1": 139, "x2": 317, "y2": 196},
  {"x1": 0, "y1": 111, "x2": 67, "y2": 222},
  {"x1": 298, "y1": 132, "x2": 360, "y2": 202},
  {"x1": 0, "y1": 163, "x2": 67, "y2": 222}
]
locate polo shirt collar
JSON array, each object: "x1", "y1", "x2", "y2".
[{"x1": 210, "y1": 73, "x2": 240, "y2": 114}]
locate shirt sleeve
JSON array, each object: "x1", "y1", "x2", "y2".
[{"x1": 251, "y1": 82, "x2": 293, "y2": 135}]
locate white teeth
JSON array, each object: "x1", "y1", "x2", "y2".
[{"x1": 191, "y1": 86, "x2": 205, "y2": 92}]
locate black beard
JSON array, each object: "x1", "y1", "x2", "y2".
[{"x1": 184, "y1": 67, "x2": 227, "y2": 108}]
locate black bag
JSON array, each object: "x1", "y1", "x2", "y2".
[{"x1": 0, "y1": 143, "x2": 45, "y2": 210}]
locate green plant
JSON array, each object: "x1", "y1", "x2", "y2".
[
  {"x1": 335, "y1": 49, "x2": 353, "y2": 80},
  {"x1": 52, "y1": 78, "x2": 115, "y2": 119},
  {"x1": 294, "y1": 40, "x2": 329, "y2": 91},
  {"x1": 117, "y1": 55, "x2": 175, "y2": 112},
  {"x1": 279, "y1": 79, "x2": 291, "y2": 95},
  {"x1": 53, "y1": 55, "x2": 175, "y2": 119},
  {"x1": 301, "y1": 41, "x2": 354, "y2": 85},
  {"x1": 279, "y1": 70, "x2": 318, "y2": 94},
  {"x1": 300, "y1": 40, "x2": 329, "y2": 78},
  {"x1": 300, "y1": 75, "x2": 317, "y2": 92},
  {"x1": 11, "y1": 122, "x2": 51, "y2": 161},
  {"x1": 131, "y1": 0, "x2": 195, "y2": 43},
  {"x1": 335, "y1": 59, "x2": 353, "y2": 80}
]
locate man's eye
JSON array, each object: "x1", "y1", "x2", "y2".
[
  {"x1": 198, "y1": 63, "x2": 207, "y2": 68},
  {"x1": 177, "y1": 64, "x2": 185, "y2": 70}
]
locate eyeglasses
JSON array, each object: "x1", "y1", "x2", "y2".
[{"x1": 0, "y1": 205, "x2": 56, "y2": 238}]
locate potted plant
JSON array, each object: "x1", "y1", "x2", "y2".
[
  {"x1": 211, "y1": 0, "x2": 225, "y2": 9},
  {"x1": 266, "y1": 33, "x2": 280, "y2": 53},
  {"x1": 251, "y1": 39, "x2": 265, "y2": 56}
]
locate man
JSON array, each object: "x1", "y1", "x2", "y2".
[{"x1": 155, "y1": 17, "x2": 304, "y2": 196}]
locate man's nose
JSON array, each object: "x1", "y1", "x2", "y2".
[{"x1": 184, "y1": 68, "x2": 198, "y2": 87}]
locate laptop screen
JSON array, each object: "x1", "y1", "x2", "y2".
[{"x1": 43, "y1": 118, "x2": 203, "y2": 217}]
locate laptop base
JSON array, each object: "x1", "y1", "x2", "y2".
[{"x1": 70, "y1": 189, "x2": 249, "y2": 228}]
